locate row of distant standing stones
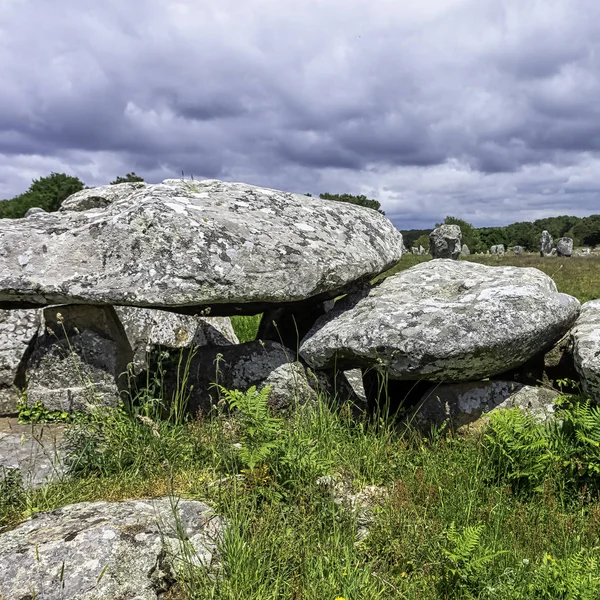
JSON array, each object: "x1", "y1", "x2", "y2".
[
  {"x1": 0, "y1": 184, "x2": 598, "y2": 431},
  {"x1": 1, "y1": 181, "x2": 600, "y2": 600},
  {"x1": 415, "y1": 224, "x2": 588, "y2": 258}
]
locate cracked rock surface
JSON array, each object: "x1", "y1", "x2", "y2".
[
  {"x1": 300, "y1": 260, "x2": 580, "y2": 381},
  {"x1": 0, "y1": 179, "x2": 403, "y2": 313},
  {"x1": 0, "y1": 497, "x2": 224, "y2": 600},
  {"x1": 571, "y1": 299, "x2": 600, "y2": 401}
]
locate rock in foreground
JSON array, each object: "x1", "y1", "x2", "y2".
[
  {"x1": 300, "y1": 260, "x2": 580, "y2": 381},
  {"x1": 0, "y1": 179, "x2": 404, "y2": 313},
  {"x1": 0, "y1": 498, "x2": 224, "y2": 600}
]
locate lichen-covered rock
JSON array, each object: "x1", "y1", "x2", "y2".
[
  {"x1": 114, "y1": 306, "x2": 238, "y2": 373},
  {"x1": 59, "y1": 182, "x2": 147, "y2": 211},
  {"x1": 181, "y1": 341, "x2": 317, "y2": 412},
  {"x1": 429, "y1": 224, "x2": 462, "y2": 259},
  {"x1": 512, "y1": 246, "x2": 524, "y2": 255},
  {"x1": 300, "y1": 260, "x2": 580, "y2": 381},
  {"x1": 571, "y1": 300, "x2": 600, "y2": 401},
  {"x1": 0, "y1": 179, "x2": 403, "y2": 313},
  {"x1": 0, "y1": 308, "x2": 41, "y2": 415},
  {"x1": 460, "y1": 244, "x2": 470, "y2": 256},
  {"x1": 540, "y1": 230, "x2": 553, "y2": 257},
  {"x1": 0, "y1": 497, "x2": 224, "y2": 600},
  {"x1": 556, "y1": 237, "x2": 573, "y2": 257},
  {"x1": 490, "y1": 244, "x2": 505, "y2": 255},
  {"x1": 410, "y1": 381, "x2": 560, "y2": 430}
]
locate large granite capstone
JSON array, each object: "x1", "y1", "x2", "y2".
[
  {"x1": 0, "y1": 179, "x2": 404, "y2": 314},
  {"x1": 300, "y1": 260, "x2": 580, "y2": 381}
]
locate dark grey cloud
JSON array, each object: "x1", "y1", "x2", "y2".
[{"x1": 1, "y1": 0, "x2": 600, "y2": 228}]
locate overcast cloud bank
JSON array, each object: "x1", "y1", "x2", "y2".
[{"x1": 1, "y1": 0, "x2": 599, "y2": 228}]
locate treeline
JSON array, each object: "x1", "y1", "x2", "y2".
[
  {"x1": 306, "y1": 192, "x2": 384, "y2": 214},
  {"x1": 0, "y1": 172, "x2": 144, "y2": 219},
  {"x1": 402, "y1": 215, "x2": 600, "y2": 252}
]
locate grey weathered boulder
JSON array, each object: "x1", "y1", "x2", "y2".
[
  {"x1": 556, "y1": 237, "x2": 573, "y2": 257},
  {"x1": 571, "y1": 300, "x2": 600, "y2": 401},
  {"x1": 300, "y1": 260, "x2": 580, "y2": 382},
  {"x1": 460, "y1": 244, "x2": 470, "y2": 257},
  {"x1": 429, "y1": 225, "x2": 462, "y2": 259},
  {"x1": 411, "y1": 247, "x2": 419, "y2": 255},
  {"x1": 0, "y1": 309, "x2": 41, "y2": 415},
  {"x1": 180, "y1": 341, "x2": 317, "y2": 412},
  {"x1": 490, "y1": 244, "x2": 505, "y2": 255},
  {"x1": 0, "y1": 179, "x2": 403, "y2": 313},
  {"x1": 0, "y1": 497, "x2": 224, "y2": 600},
  {"x1": 540, "y1": 230, "x2": 553, "y2": 257},
  {"x1": 419, "y1": 245, "x2": 426, "y2": 255},
  {"x1": 24, "y1": 207, "x2": 46, "y2": 217},
  {"x1": 410, "y1": 381, "x2": 560, "y2": 430},
  {"x1": 59, "y1": 182, "x2": 147, "y2": 211},
  {"x1": 512, "y1": 245, "x2": 524, "y2": 255}
]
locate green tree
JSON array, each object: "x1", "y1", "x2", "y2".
[
  {"x1": 0, "y1": 172, "x2": 85, "y2": 218},
  {"x1": 319, "y1": 192, "x2": 385, "y2": 214},
  {"x1": 110, "y1": 172, "x2": 145, "y2": 185},
  {"x1": 573, "y1": 215, "x2": 600, "y2": 247}
]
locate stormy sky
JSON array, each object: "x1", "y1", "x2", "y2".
[{"x1": 1, "y1": 0, "x2": 600, "y2": 229}]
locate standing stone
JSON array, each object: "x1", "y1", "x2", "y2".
[
  {"x1": 512, "y1": 246, "x2": 524, "y2": 255},
  {"x1": 556, "y1": 237, "x2": 573, "y2": 257},
  {"x1": 0, "y1": 179, "x2": 404, "y2": 314},
  {"x1": 540, "y1": 230, "x2": 553, "y2": 257},
  {"x1": 460, "y1": 244, "x2": 470, "y2": 257},
  {"x1": 429, "y1": 225, "x2": 462, "y2": 259},
  {"x1": 490, "y1": 245, "x2": 505, "y2": 255},
  {"x1": 25, "y1": 305, "x2": 240, "y2": 411},
  {"x1": 411, "y1": 247, "x2": 419, "y2": 255},
  {"x1": 24, "y1": 207, "x2": 46, "y2": 217},
  {"x1": 300, "y1": 260, "x2": 580, "y2": 382},
  {"x1": 571, "y1": 300, "x2": 600, "y2": 401},
  {"x1": 0, "y1": 309, "x2": 41, "y2": 415},
  {"x1": 419, "y1": 245, "x2": 426, "y2": 255}
]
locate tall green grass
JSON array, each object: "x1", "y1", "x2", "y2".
[{"x1": 5, "y1": 386, "x2": 600, "y2": 598}]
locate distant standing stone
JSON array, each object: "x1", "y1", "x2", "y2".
[
  {"x1": 556, "y1": 237, "x2": 573, "y2": 257},
  {"x1": 429, "y1": 225, "x2": 462, "y2": 259},
  {"x1": 540, "y1": 230, "x2": 553, "y2": 257},
  {"x1": 24, "y1": 207, "x2": 45, "y2": 217},
  {"x1": 460, "y1": 244, "x2": 470, "y2": 257},
  {"x1": 512, "y1": 246, "x2": 524, "y2": 255},
  {"x1": 490, "y1": 245, "x2": 505, "y2": 255}
]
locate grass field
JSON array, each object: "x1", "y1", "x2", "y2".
[{"x1": 3, "y1": 253, "x2": 600, "y2": 598}]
